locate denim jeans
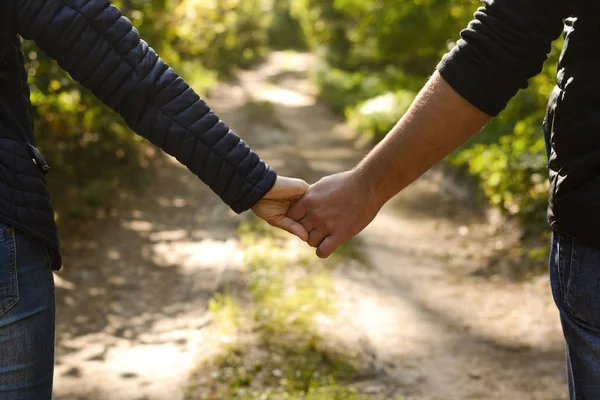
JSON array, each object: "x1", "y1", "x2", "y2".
[
  {"x1": 0, "y1": 223, "x2": 55, "y2": 399},
  {"x1": 551, "y1": 230, "x2": 600, "y2": 399}
]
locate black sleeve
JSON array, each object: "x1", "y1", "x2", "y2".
[
  {"x1": 437, "y1": 0, "x2": 568, "y2": 116},
  {"x1": 16, "y1": 0, "x2": 277, "y2": 213}
]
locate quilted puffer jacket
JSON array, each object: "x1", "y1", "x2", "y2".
[{"x1": 0, "y1": 0, "x2": 277, "y2": 269}]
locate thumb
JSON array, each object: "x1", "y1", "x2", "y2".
[
  {"x1": 266, "y1": 176, "x2": 309, "y2": 200},
  {"x1": 269, "y1": 216, "x2": 309, "y2": 242}
]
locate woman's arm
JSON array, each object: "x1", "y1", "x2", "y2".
[
  {"x1": 15, "y1": 0, "x2": 309, "y2": 239},
  {"x1": 16, "y1": 0, "x2": 274, "y2": 213}
]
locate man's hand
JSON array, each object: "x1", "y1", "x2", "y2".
[
  {"x1": 252, "y1": 176, "x2": 310, "y2": 241},
  {"x1": 286, "y1": 171, "x2": 383, "y2": 259}
]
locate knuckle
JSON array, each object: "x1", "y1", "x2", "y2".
[{"x1": 324, "y1": 220, "x2": 336, "y2": 232}]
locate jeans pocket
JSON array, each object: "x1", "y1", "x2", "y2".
[
  {"x1": 557, "y1": 232, "x2": 600, "y2": 327},
  {"x1": 0, "y1": 224, "x2": 18, "y2": 317}
]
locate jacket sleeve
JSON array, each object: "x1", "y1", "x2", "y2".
[
  {"x1": 16, "y1": 0, "x2": 277, "y2": 213},
  {"x1": 437, "y1": 0, "x2": 569, "y2": 117}
]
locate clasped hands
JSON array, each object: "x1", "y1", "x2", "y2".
[{"x1": 252, "y1": 172, "x2": 382, "y2": 258}]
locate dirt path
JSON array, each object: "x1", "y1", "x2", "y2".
[{"x1": 53, "y1": 52, "x2": 567, "y2": 400}]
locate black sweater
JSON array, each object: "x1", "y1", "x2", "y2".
[
  {"x1": 438, "y1": 0, "x2": 600, "y2": 246},
  {"x1": 437, "y1": 0, "x2": 569, "y2": 117}
]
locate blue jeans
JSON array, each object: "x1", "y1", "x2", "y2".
[
  {"x1": 0, "y1": 223, "x2": 55, "y2": 399},
  {"x1": 551, "y1": 231, "x2": 600, "y2": 399}
]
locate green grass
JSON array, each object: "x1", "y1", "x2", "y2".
[{"x1": 185, "y1": 217, "x2": 396, "y2": 400}]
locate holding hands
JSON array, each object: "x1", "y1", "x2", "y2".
[
  {"x1": 253, "y1": 170, "x2": 383, "y2": 259},
  {"x1": 251, "y1": 176, "x2": 311, "y2": 242},
  {"x1": 253, "y1": 74, "x2": 492, "y2": 258},
  {"x1": 287, "y1": 171, "x2": 382, "y2": 258}
]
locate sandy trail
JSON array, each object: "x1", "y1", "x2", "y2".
[{"x1": 53, "y1": 52, "x2": 567, "y2": 400}]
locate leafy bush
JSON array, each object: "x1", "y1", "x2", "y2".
[
  {"x1": 172, "y1": 0, "x2": 274, "y2": 74},
  {"x1": 268, "y1": 0, "x2": 307, "y2": 50},
  {"x1": 292, "y1": 0, "x2": 479, "y2": 74},
  {"x1": 313, "y1": 62, "x2": 422, "y2": 113},
  {"x1": 346, "y1": 90, "x2": 416, "y2": 141}
]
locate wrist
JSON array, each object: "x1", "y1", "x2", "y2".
[{"x1": 350, "y1": 167, "x2": 389, "y2": 213}]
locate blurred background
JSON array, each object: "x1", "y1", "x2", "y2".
[{"x1": 26, "y1": 0, "x2": 567, "y2": 399}]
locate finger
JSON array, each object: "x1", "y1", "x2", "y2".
[
  {"x1": 316, "y1": 235, "x2": 342, "y2": 259},
  {"x1": 287, "y1": 200, "x2": 308, "y2": 222},
  {"x1": 308, "y1": 229, "x2": 328, "y2": 248},
  {"x1": 270, "y1": 176, "x2": 310, "y2": 200},
  {"x1": 270, "y1": 216, "x2": 309, "y2": 242},
  {"x1": 284, "y1": 177, "x2": 310, "y2": 198},
  {"x1": 299, "y1": 216, "x2": 315, "y2": 233}
]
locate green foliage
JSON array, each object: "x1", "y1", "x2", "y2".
[
  {"x1": 290, "y1": 0, "x2": 353, "y2": 68},
  {"x1": 172, "y1": 0, "x2": 274, "y2": 74},
  {"x1": 312, "y1": 62, "x2": 423, "y2": 114},
  {"x1": 268, "y1": 0, "x2": 308, "y2": 50},
  {"x1": 347, "y1": 90, "x2": 416, "y2": 141},
  {"x1": 292, "y1": 0, "x2": 479, "y2": 74}
]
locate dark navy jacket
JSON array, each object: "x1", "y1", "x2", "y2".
[
  {"x1": 0, "y1": 0, "x2": 277, "y2": 269},
  {"x1": 438, "y1": 0, "x2": 600, "y2": 247}
]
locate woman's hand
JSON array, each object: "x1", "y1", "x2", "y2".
[{"x1": 252, "y1": 176, "x2": 310, "y2": 241}]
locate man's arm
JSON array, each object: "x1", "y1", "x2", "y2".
[
  {"x1": 15, "y1": 0, "x2": 308, "y2": 239},
  {"x1": 356, "y1": 73, "x2": 491, "y2": 208},
  {"x1": 287, "y1": 73, "x2": 490, "y2": 256},
  {"x1": 288, "y1": 0, "x2": 570, "y2": 257}
]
